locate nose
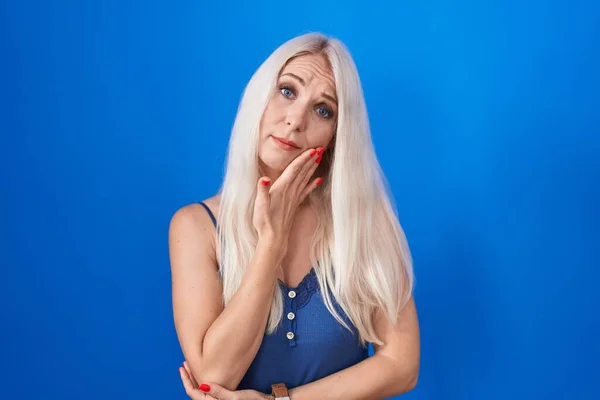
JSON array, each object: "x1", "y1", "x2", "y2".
[{"x1": 284, "y1": 102, "x2": 308, "y2": 132}]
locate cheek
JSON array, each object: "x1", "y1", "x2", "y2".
[
  {"x1": 259, "y1": 110, "x2": 270, "y2": 135},
  {"x1": 307, "y1": 123, "x2": 336, "y2": 148},
  {"x1": 259, "y1": 104, "x2": 282, "y2": 137}
]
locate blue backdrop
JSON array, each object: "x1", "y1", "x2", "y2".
[{"x1": 1, "y1": 1, "x2": 598, "y2": 399}]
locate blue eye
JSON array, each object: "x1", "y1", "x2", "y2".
[
  {"x1": 317, "y1": 106, "x2": 332, "y2": 119},
  {"x1": 280, "y1": 86, "x2": 294, "y2": 98}
]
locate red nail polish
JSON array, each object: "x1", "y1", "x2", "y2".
[
  {"x1": 316, "y1": 177, "x2": 323, "y2": 186},
  {"x1": 317, "y1": 147, "x2": 325, "y2": 155},
  {"x1": 310, "y1": 149, "x2": 317, "y2": 157},
  {"x1": 315, "y1": 155, "x2": 322, "y2": 164},
  {"x1": 261, "y1": 179, "x2": 271, "y2": 186},
  {"x1": 199, "y1": 384, "x2": 211, "y2": 392}
]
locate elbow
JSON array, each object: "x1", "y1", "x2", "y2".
[
  {"x1": 380, "y1": 353, "x2": 420, "y2": 396},
  {"x1": 188, "y1": 354, "x2": 242, "y2": 391},
  {"x1": 392, "y1": 365, "x2": 419, "y2": 395},
  {"x1": 196, "y1": 371, "x2": 238, "y2": 391},
  {"x1": 405, "y1": 370, "x2": 419, "y2": 392},
  {"x1": 188, "y1": 358, "x2": 239, "y2": 391},
  {"x1": 401, "y1": 367, "x2": 419, "y2": 394},
  {"x1": 182, "y1": 348, "x2": 233, "y2": 390}
]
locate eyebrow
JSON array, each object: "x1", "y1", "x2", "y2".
[{"x1": 280, "y1": 72, "x2": 338, "y2": 105}]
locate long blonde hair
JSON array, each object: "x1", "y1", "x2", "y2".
[{"x1": 217, "y1": 32, "x2": 414, "y2": 346}]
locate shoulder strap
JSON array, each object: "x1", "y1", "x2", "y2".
[{"x1": 198, "y1": 202, "x2": 217, "y2": 229}]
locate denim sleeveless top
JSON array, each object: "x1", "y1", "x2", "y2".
[{"x1": 198, "y1": 202, "x2": 370, "y2": 393}]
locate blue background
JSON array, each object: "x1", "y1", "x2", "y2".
[{"x1": 1, "y1": 1, "x2": 598, "y2": 399}]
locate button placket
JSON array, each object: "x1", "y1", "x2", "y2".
[{"x1": 285, "y1": 289, "x2": 297, "y2": 347}]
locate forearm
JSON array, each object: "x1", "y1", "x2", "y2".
[
  {"x1": 289, "y1": 353, "x2": 418, "y2": 400},
  {"x1": 196, "y1": 242, "x2": 282, "y2": 389}
]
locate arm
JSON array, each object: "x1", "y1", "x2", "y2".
[
  {"x1": 289, "y1": 297, "x2": 420, "y2": 400},
  {"x1": 171, "y1": 149, "x2": 322, "y2": 392},
  {"x1": 169, "y1": 204, "x2": 283, "y2": 391}
]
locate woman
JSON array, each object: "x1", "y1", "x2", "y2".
[{"x1": 169, "y1": 32, "x2": 420, "y2": 400}]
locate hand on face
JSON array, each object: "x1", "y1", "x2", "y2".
[{"x1": 253, "y1": 147, "x2": 325, "y2": 256}]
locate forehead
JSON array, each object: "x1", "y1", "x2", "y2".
[{"x1": 279, "y1": 53, "x2": 336, "y2": 90}]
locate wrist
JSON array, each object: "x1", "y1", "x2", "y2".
[
  {"x1": 287, "y1": 388, "x2": 298, "y2": 400},
  {"x1": 256, "y1": 237, "x2": 287, "y2": 262}
]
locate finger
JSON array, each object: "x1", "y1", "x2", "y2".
[
  {"x1": 296, "y1": 146, "x2": 322, "y2": 181},
  {"x1": 271, "y1": 148, "x2": 318, "y2": 189},
  {"x1": 179, "y1": 367, "x2": 205, "y2": 400},
  {"x1": 255, "y1": 176, "x2": 272, "y2": 218},
  {"x1": 299, "y1": 176, "x2": 324, "y2": 203},
  {"x1": 296, "y1": 146, "x2": 324, "y2": 189},
  {"x1": 183, "y1": 361, "x2": 198, "y2": 389},
  {"x1": 199, "y1": 382, "x2": 235, "y2": 400},
  {"x1": 257, "y1": 176, "x2": 272, "y2": 201}
]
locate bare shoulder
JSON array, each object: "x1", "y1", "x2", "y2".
[
  {"x1": 168, "y1": 194, "x2": 221, "y2": 265},
  {"x1": 169, "y1": 194, "x2": 221, "y2": 232}
]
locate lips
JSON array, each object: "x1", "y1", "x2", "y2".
[{"x1": 271, "y1": 136, "x2": 300, "y2": 151}]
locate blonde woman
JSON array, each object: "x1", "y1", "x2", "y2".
[{"x1": 169, "y1": 32, "x2": 420, "y2": 400}]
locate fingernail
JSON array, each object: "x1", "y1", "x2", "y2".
[
  {"x1": 317, "y1": 147, "x2": 325, "y2": 155},
  {"x1": 261, "y1": 179, "x2": 271, "y2": 186},
  {"x1": 199, "y1": 384, "x2": 211, "y2": 392},
  {"x1": 310, "y1": 149, "x2": 317, "y2": 157},
  {"x1": 315, "y1": 155, "x2": 322, "y2": 164},
  {"x1": 316, "y1": 177, "x2": 323, "y2": 186}
]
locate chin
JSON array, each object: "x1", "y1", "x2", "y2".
[{"x1": 258, "y1": 151, "x2": 293, "y2": 173}]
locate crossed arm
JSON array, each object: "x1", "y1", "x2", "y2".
[
  {"x1": 169, "y1": 204, "x2": 420, "y2": 399},
  {"x1": 287, "y1": 298, "x2": 420, "y2": 400}
]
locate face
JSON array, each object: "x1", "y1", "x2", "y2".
[{"x1": 258, "y1": 53, "x2": 337, "y2": 175}]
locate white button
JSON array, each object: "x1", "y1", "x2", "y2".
[
  {"x1": 286, "y1": 332, "x2": 295, "y2": 340},
  {"x1": 287, "y1": 312, "x2": 295, "y2": 320},
  {"x1": 288, "y1": 290, "x2": 296, "y2": 298}
]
